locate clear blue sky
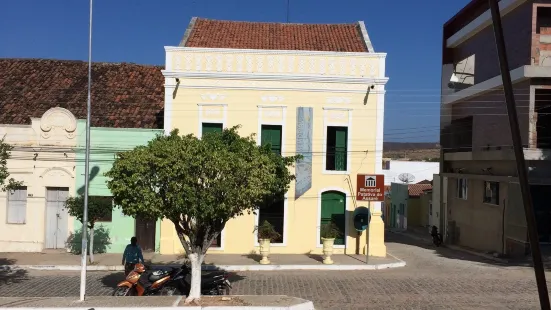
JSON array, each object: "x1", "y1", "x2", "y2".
[{"x1": 1, "y1": 0, "x2": 470, "y2": 142}]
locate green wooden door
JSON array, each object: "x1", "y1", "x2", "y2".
[
  {"x1": 320, "y1": 191, "x2": 346, "y2": 245},
  {"x1": 334, "y1": 127, "x2": 347, "y2": 171},
  {"x1": 202, "y1": 123, "x2": 223, "y2": 136},
  {"x1": 261, "y1": 125, "x2": 282, "y2": 155}
]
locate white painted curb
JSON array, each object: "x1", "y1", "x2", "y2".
[
  {"x1": 5, "y1": 302, "x2": 315, "y2": 310},
  {"x1": 0, "y1": 261, "x2": 405, "y2": 272}
]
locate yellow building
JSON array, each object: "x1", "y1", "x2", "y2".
[{"x1": 160, "y1": 17, "x2": 388, "y2": 256}]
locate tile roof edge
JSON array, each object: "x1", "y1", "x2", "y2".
[
  {"x1": 0, "y1": 58, "x2": 163, "y2": 68},
  {"x1": 357, "y1": 21, "x2": 375, "y2": 53},
  {"x1": 180, "y1": 16, "x2": 198, "y2": 47},
  {"x1": 190, "y1": 16, "x2": 359, "y2": 26}
]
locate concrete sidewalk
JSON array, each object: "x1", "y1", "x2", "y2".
[
  {"x1": 0, "y1": 251, "x2": 406, "y2": 271},
  {"x1": 0, "y1": 296, "x2": 315, "y2": 309}
]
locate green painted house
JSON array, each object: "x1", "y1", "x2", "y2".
[{"x1": 73, "y1": 121, "x2": 163, "y2": 253}]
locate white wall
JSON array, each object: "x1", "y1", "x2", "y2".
[{"x1": 383, "y1": 161, "x2": 439, "y2": 185}]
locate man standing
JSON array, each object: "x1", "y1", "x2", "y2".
[{"x1": 122, "y1": 237, "x2": 144, "y2": 276}]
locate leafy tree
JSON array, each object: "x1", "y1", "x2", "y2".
[
  {"x1": 0, "y1": 137, "x2": 23, "y2": 191},
  {"x1": 105, "y1": 126, "x2": 299, "y2": 302},
  {"x1": 65, "y1": 195, "x2": 113, "y2": 263}
]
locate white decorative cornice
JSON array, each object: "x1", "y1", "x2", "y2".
[
  {"x1": 326, "y1": 97, "x2": 351, "y2": 104},
  {"x1": 165, "y1": 84, "x2": 387, "y2": 94},
  {"x1": 165, "y1": 46, "x2": 387, "y2": 58},
  {"x1": 261, "y1": 95, "x2": 284, "y2": 103},
  {"x1": 162, "y1": 70, "x2": 388, "y2": 85},
  {"x1": 200, "y1": 93, "x2": 226, "y2": 101},
  {"x1": 39, "y1": 107, "x2": 77, "y2": 140}
]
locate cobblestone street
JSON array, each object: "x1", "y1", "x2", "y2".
[{"x1": 0, "y1": 234, "x2": 548, "y2": 309}]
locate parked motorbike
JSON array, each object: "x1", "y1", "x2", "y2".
[
  {"x1": 113, "y1": 263, "x2": 232, "y2": 296},
  {"x1": 113, "y1": 262, "x2": 146, "y2": 296},
  {"x1": 175, "y1": 265, "x2": 232, "y2": 296},
  {"x1": 431, "y1": 225, "x2": 443, "y2": 247}
]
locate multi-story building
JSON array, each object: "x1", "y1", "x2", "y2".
[
  {"x1": 438, "y1": 0, "x2": 551, "y2": 256},
  {"x1": 160, "y1": 17, "x2": 389, "y2": 256}
]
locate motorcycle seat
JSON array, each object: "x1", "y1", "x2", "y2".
[
  {"x1": 202, "y1": 270, "x2": 226, "y2": 279},
  {"x1": 148, "y1": 269, "x2": 172, "y2": 282}
]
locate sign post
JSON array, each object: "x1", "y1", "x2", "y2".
[{"x1": 356, "y1": 174, "x2": 385, "y2": 264}]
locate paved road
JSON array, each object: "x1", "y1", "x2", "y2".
[{"x1": 0, "y1": 234, "x2": 548, "y2": 309}]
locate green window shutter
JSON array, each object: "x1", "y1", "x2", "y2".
[
  {"x1": 261, "y1": 125, "x2": 282, "y2": 155},
  {"x1": 334, "y1": 127, "x2": 347, "y2": 171},
  {"x1": 202, "y1": 123, "x2": 223, "y2": 136},
  {"x1": 320, "y1": 191, "x2": 346, "y2": 245}
]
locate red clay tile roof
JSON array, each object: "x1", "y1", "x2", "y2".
[
  {"x1": 408, "y1": 184, "x2": 432, "y2": 197},
  {"x1": 182, "y1": 18, "x2": 369, "y2": 52},
  {"x1": 416, "y1": 179, "x2": 432, "y2": 185},
  {"x1": 0, "y1": 58, "x2": 164, "y2": 128}
]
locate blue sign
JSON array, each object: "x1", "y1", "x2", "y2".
[{"x1": 295, "y1": 107, "x2": 313, "y2": 199}]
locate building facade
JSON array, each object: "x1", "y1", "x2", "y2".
[
  {"x1": 160, "y1": 18, "x2": 388, "y2": 256},
  {"x1": 0, "y1": 59, "x2": 164, "y2": 253},
  {"x1": 0, "y1": 108, "x2": 78, "y2": 252},
  {"x1": 388, "y1": 183, "x2": 432, "y2": 231},
  {"x1": 72, "y1": 122, "x2": 163, "y2": 253},
  {"x1": 439, "y1": 0, "x2": 551, "y2": 256}
]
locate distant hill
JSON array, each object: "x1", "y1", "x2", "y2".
[
  {"x1": 383, "y1": 142, "x2": 440, "y2": 151},
  {"x1": 383, "y1": 142, "x2": 440, "y2": 161}
]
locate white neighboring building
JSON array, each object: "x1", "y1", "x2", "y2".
[{"x1": 382, "y1": 160, "x2": 439, "y2": 185}]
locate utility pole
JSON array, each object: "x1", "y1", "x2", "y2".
[
  {"x1": 488, "y1": 1, "x2": 550, "y2": 309},
  {"x1": 80, "y1": 0, "x2": 93, "y2": 302},
  {"x1": 286, "y1": 0, "x2": 290, "y2": 23}
]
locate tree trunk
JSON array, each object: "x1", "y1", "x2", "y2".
[
  {"x1": 89, "y1": 226, "x2": 95, "y2": 263},
  {"x1": 184, "y1": 252, "x2": 204, "y2": 303}
]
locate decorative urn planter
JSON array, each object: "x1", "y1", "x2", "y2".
[
  {"x1": 321, "y1": 238, "x2": 335, "y2": 264},
  {"x1": 258, "y1": 239, "x2": 271, "y2": 265}
]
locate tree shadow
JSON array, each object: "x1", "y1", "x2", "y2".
[
  {"x1": 0, "y1": 258, "x2": 28, "y2": 286},
  {"x1": 76, "y1": 166, "x2": 100, "y2": 195},
  {"x1": 100, "y1": 263, "x2": 245, "y2": 290},
  {"x1": 66, "y1": 226, "x2": 112, "y2": 254}
]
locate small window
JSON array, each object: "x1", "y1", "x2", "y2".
[
  {"x1": 261, "y1": 125, "x2": 282, "y2": 155},
  {"x1": 457, "y1": 178, "x2": 468, "y2": 199},
  {"x1": 382, "y1": 160, "x2": 390, "y2": 170},
  {"x1": 483, "y1": 181, "x2": 499, "y2": 205},
  {"x1": 326, "y1": 126, "x2": 348, "y2": 171},
  {"x1": 429, "y1": 201, "x2": 433, "y2": 216},
  {"x1": 201, "y1": 123, "x2": 223, "y2": 137},
  {"x1": 7, "y1": 187, "x2": 27, "y2": 224},
  {"x1": 91, "y1": 196, "x2": 113, "y2": 222}
]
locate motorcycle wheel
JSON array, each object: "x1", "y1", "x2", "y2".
[
  {"x1": 159, "y1": 284, "x2": 182, "y2": 296},
  {"x1": 113, "y1": 286, "x2": 131, "y2": 296}
]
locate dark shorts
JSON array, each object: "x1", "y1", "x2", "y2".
[{"x1": 124, "y1": 263, "x2": 136, "y2": 276}]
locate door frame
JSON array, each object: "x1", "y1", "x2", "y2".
[
  {"x1": 44, "y1": 187, "x2": 70, "y2": 249},
  {"x1": 134, "y1": 217, "x2": 157, "y2": 252},
  {"x1": 316, "y1": 187, "x2": 349, "y2": 249},
  {"x1": 254, "y1": 194, "x2": 289, "y2": 247}
]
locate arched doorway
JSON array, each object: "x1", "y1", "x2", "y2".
[{"x1": 320, "y1": 191, "x2": 346, "y2": 245}]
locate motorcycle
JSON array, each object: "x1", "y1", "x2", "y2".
[
  {"x1": 431, "y1": 225, "x2": 443, "y2": 247},
  {"x1": 112, "y1": 262, "x2": 147, "y2": 296},
  {"x1": 113, "y1": 263, "x2": 232, "y2": 296},
  {"x1": 175, "y1": 265, "x2": 232, "y2": 296}
]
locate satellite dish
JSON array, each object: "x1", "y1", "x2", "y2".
[
  {"x1": 398, "y1": 173, "x2": 415, "y2": 184},
  {"x1": 353, "y1": 206, "x2": 371, "y2": 232}
]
